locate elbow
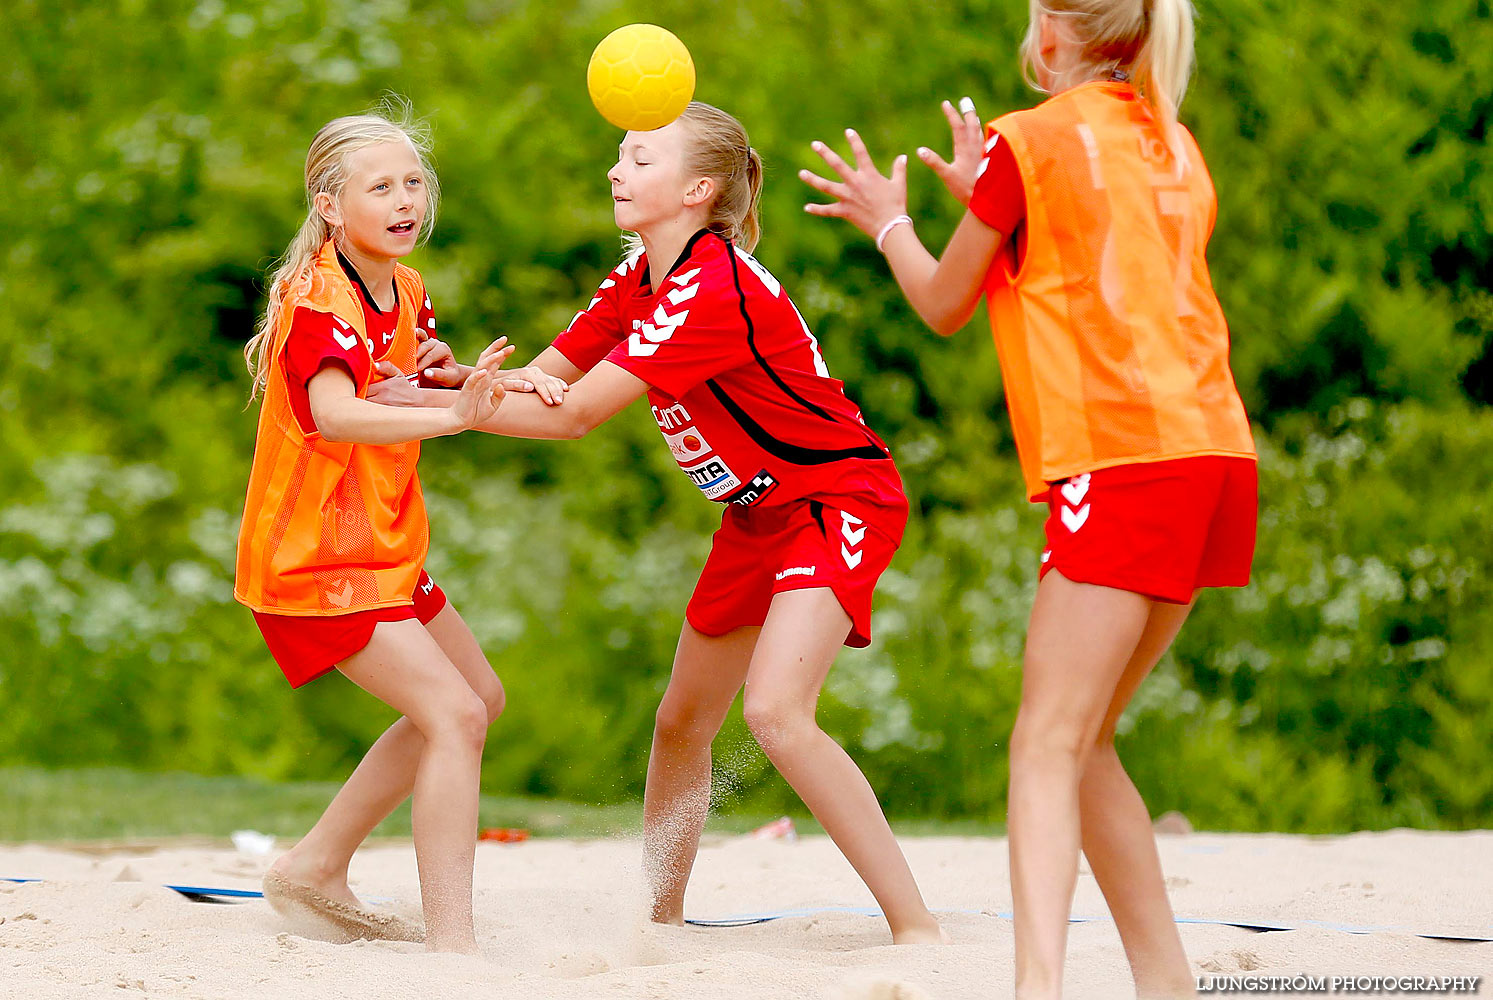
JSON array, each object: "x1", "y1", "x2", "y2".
[
  {"x1": 314, "y1": 414, "x2": 351, "y2": 443},
  {"x1": 926, "y1": 310, "x2": 964, "y2": 338},
  {"x1": 562, "y1": 409, "x2": 597, "y2": 440},
  {"x1": 930, "y1": 316, "x2": 962, "y2": 338},
  {"x1": 928, "y1": 300, "x2": 979, "y2": 338}
]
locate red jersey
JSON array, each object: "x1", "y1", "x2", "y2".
[
  {"x1": 281, "y1": 251, "x2": 439, "y2": 434},
  {"x1": 552, "y1": 230, "x2": 904, "y2": 510}
]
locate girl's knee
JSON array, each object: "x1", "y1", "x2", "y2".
[
  {"x1": 741, "y1": 692, "x2": 812, "y2": 753},
  {"x1": 414, "y1": 689, "x2": 490, "y2": 753},
  {"x1": 654, "y1": 693, "x2": 725, "y2": 745},
  {"x1": 1009, "y1": 713, "x2": 1092, "y2": 771},
  {"x1": 480, "y1": 679, "x2": 506, "y2": 725}
]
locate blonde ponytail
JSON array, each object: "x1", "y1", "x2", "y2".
[
  {"x1": 676, "y1": 102, "x2": 764, "y2": 253},
  {"x1": 1019, "y1": 0, "x2": 1197, "y2": 164},
  {"x1": 1136, "y1": 0, "x2": 1195, "y2": 160},
  {"x1": 244, "y1": 97, "x2": 440, "y2": 399}
]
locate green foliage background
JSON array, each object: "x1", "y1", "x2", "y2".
[{"x1": 2, "y1": 0, "x2": 1490, "y2": 831}]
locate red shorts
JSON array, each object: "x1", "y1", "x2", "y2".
[
  {"x1": 687, "y1": 496, "x2": 907, "y2": 648},
  {"x1": 252, "y1": 570, "x2": 448, "y2": 688},
  {"x1": 1039, "y1": 456, "x2": 1258, "y2": 604}
]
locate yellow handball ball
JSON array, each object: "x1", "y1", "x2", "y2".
[{"x1": 587, "y1": 24, "x2": 696, "y2": 132}]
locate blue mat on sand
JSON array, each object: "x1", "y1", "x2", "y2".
[{"x1": 5, "y1": 879, "x2": 1489, "y2": 941}]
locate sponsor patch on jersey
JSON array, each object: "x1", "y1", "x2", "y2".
[
  {"x1": 723, "y1": 470, "x2": 780, "y2": 508},
  {"x1": 682, "y1": 456, "x2": 742, "y2": 501},
  {"x1": 663, "y1": 426, "x2": 713, "y2": 464}
]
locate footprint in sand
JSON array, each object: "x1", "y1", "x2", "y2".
[
  {"x1": 546, "y1": 949, "x2": 611, "y2": 978},
  {"x1": 1199, "y1": 948, "x2": 1263, "y2": 973},
  {"x1": 833, "y1": 977, "x2": 934, "y2": 1000}
]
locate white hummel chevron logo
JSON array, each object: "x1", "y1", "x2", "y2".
[
  {"x1": 666, "y1": 284, "x2": 699, "y2": 306},
  {"x1": 977, "y1": 135, "x2": 1000, "y2": 180},
  {"x1": 638, "y1": 322, "x2": 672, "y2": 344},
  {"x1": 588, "y1": 297, "x2": 602, "y2": 310},
  {"x1": 332, "y1": 328, "x2": 359, "y2": 351},
  {"x1": 671, "y1": 268, "x2": 701, "y2": 286},
  {"x1": 1060, "y1": 503, "x2": 1090, "y2": 532},
  {"x1": 599, "y1": 278, "x2": 616, "y2": 290},
  {"x1": 628, "y1": 285, "x2": 694, "y2": 357},
  {"x1": 1060, "y1": 474, "x2": 1090, "y2": 506},
  {"x1": 334, "y1": 316, "x2": 351, "y2": 330},
  {"x1": 651, "y1": 302, "x2": 689, "y2": 329},
  {"x1": 840, "y1": 511, "x2": 866, "y2": 568},
  {"x1": 841, "y1": 511, "x2": 866, "y2": 546}
]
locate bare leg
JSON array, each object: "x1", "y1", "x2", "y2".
[
  {"x1": 272, "y1": 611, "x2": 500, "y2": 953},
  {"x1": 742, "y1": 588, "x2": 942, "y2": 944},
  {"x1": 271, "y1": 605, "x2": 505, "y2": 906},
  {"x1": 1008, "y1": 571, "x2": 1152, "y2": 999},
  {"x1": 271, "y1": 606, "x2": 503, "y2": 906},
  {"x1": 1079, "y1": 599, "x2": 1198, "y2": 999},
  {"x1": 644, "y1": 623, "x2": 757, "y2": 923}
]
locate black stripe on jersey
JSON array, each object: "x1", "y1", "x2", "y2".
[
  {"x1": 337, "y1": 250, "x2": 398, "y2": 314},
  {"x1": 720, "y1": 235, "x2": 838, "y2": 422},
  {"x1": 705, "y1": 379, "x2": 887, "y2": 465},
  {"x1": 809, "y1": 500, "x2": 827, "y2": 537},
  {"x1": 713, "y1": 233, "x2": 888, "y2": 462}
]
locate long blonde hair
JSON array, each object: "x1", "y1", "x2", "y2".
[
  {"x1": 1020, "y1": 0, "x2": 1195, "y2": 161},
  {"x1": 676, "y1": 102, "x2": 764, "y2": 253},
  {"x1": 244, "y1": 98, "x2": 440, "y2": 399}
]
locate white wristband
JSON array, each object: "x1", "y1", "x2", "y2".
[{"x1": 875, "y1": 214, "x2": 914, "y2": 253}]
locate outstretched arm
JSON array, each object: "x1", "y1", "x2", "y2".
[
  {"x1": 475, "y1": 359, "x2": 647, "y2": 440},
  {"x1": 308, "y1": 364, "x2": 505, "y2": 445},
  {"x1": 800, "y1": 120, "x2": 1006, "y2": 337},
  {"x1": 369, "y1": 339, "x2": 577, "y2": 408}
]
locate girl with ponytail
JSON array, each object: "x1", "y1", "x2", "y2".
[
  {"x1": 386, "y1": 101, "x2": 944, "y2": 944},
  {"x1": 236, "y1": 104, "x2": 530, "y2": 954},
  {"x1": 803, "y1": 0, "x2": 1251, "y2": 994}
]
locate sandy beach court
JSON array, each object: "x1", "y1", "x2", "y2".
[{"x1": 2, "y1": 830, "x2": 1488, "y2": 998}]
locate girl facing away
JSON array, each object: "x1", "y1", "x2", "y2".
[
  {"x1": 375, "y1": 101, "x2": 946, "y2": 945},
  {"x1": 235, "y1": 106, "x2": 516, "y2": 954},
  {"x1": 801, "y1": 0, "x2": 1255, "y2": 996}
]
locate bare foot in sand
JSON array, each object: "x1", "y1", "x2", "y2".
[
  {"x1": 262, "y1": 853, "x2": 424, "y2": 945},
  {"x1": 891, "y1": 919, "x2": 950, "y2": 945},
  {"x1": 266, "y1": 850, "x2": 363, "y2": 910}
]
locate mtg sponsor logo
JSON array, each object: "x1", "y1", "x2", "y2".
[
  {"x1": 724, "y1": 471, "x2": 780, "y2": 508},
  {"x1": 682, "y1": 456, "x2": 742, "y2": 501},
  {"x1": 651, "y1": 401, "x2": 692, "y2": 431}
]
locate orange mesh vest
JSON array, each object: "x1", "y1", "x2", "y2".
[
  {"x1": 234, "y1": 241, "x2": 430, "y2": 615},
  {"x1": 983, "y1": 81, "x2": 1255, "y2": 499}
]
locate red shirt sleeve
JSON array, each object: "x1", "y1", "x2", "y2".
[
  {"x1": 281, "y1": 307, "x2": 372, "y2": 435},
  {"x1": 410, "y1": 288, "x2": 445, "y2": 387},
  {"x1": 551, "y1": 258, "x2": 636, "y2": 372},
  {"x1": 603, "y1": 269, "x2": 753, "y2": 399},
  {"x1": 415, "y1": 288, "x2": 436, "y2": 341},
  {"x1": 968, "y1": 131, "x2": 1025, "y2": 236}
]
